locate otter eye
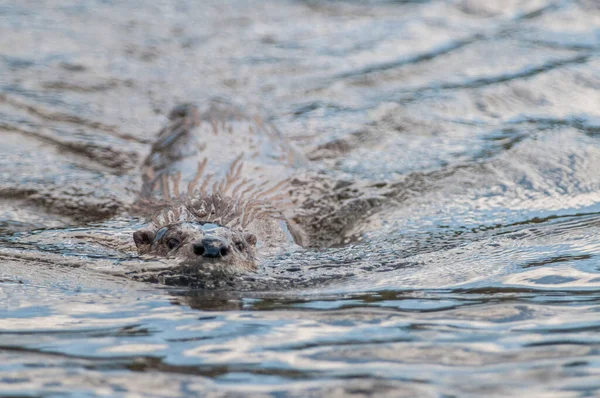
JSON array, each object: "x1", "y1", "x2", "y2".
[
  {"x1": 235, "y1": 241, "x2": 245, "y2": 251},
  {"x1": 167, "y1": 238, "x2": 180, "y2": 250},
  {"x1": 244, "y1": 233, "x2": 257, "y2": 246}
]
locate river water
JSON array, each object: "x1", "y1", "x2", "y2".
[{"x1": 1, "y1": 0, "x2": 600, "y2": 396}]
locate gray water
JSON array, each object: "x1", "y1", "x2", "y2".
[{"x1": 2, "y1": 0, "x2": 600, "y2": 396}]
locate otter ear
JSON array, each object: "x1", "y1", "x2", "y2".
[
  {"x1": 133, "y1": 228, "x2": 155, "y2": 249},
  {"x1": 244, "y1": 233, "x2": 257, "y2": 246}
]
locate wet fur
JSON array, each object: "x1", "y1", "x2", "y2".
[{"x1": 133, "y1": 101, "x2": 305, "y2": 274}]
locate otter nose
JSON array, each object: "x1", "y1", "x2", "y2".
[{"x1": 193, "y1": 238, "x2": 229, "y2": 258}]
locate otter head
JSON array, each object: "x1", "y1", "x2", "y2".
[{"x1": 133, "y1": 221, "x2": 258, "y2": 271}]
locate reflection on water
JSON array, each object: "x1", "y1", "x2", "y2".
[
  {"x1": 1, "y1": 0, "x2": 600, "y2": 396},
  {"x1": 3, "y1": 282, "x2": 600, "y2": 396}
]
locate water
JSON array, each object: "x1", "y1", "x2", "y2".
[{"x1": 1, "y1": 0, "x2": 600, "y2": 396}]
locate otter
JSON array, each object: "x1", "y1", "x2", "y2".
[
  {"x1": 132, "y1": 99, "x2": 308, "y2": 277},
  {"x1": 0, "y1": 99, "x2": 392, "y2": 289},
  {"x1": 134, "y1": 220, "x2": 258, "y2": 273}
]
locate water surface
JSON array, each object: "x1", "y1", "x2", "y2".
[{"x1": 1, "y1": 0, "x2": 600, "y2": 396}]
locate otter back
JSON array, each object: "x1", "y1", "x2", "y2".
[{"x1": 140, "y1": 100, "x2": 307, "y2": 201}]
